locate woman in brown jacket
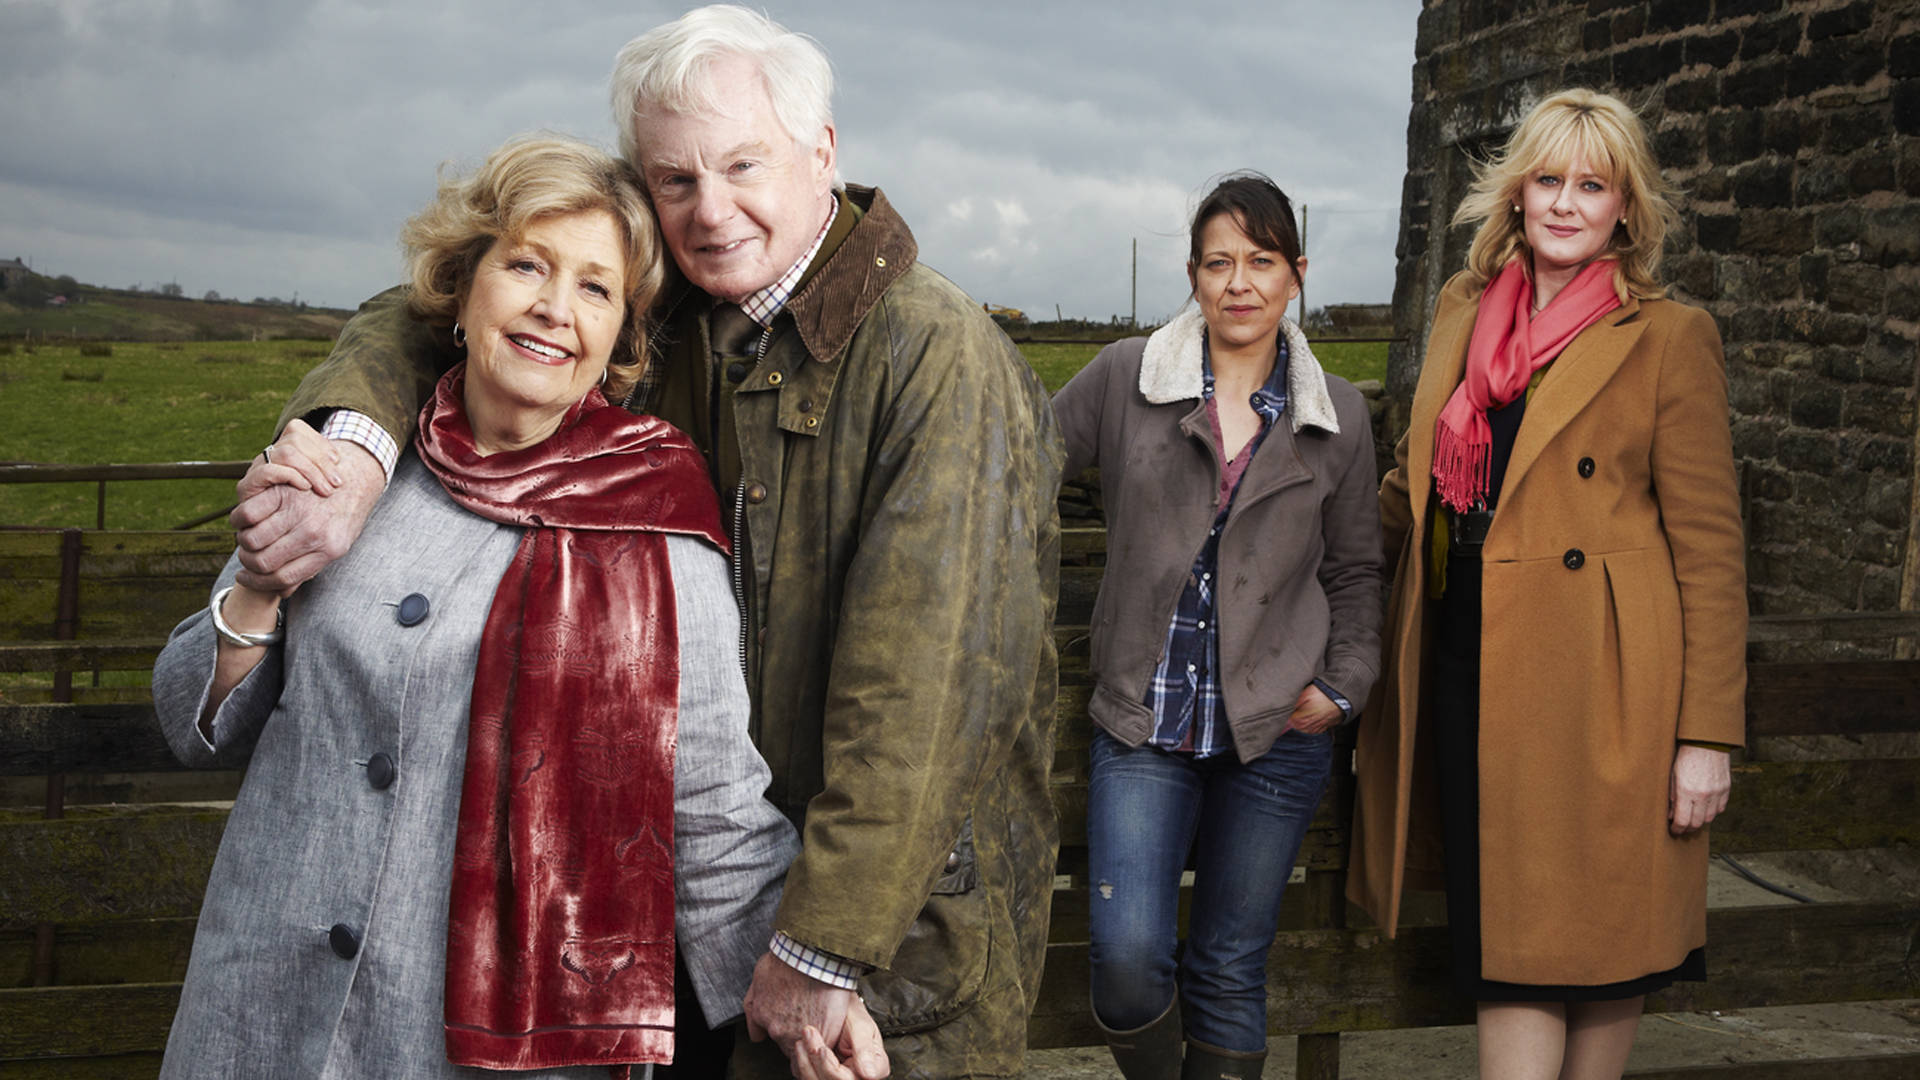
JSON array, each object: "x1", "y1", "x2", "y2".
[
  {"x1": 1055, "y1": 174, "x2": 1383, "y2": 1079},
  {"x1": 1349, "y1": 90, "x2": 1747, "y2": 1079}
]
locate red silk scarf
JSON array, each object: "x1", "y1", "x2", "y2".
[
  {"x1": 1432, "y1": 258, "x2": 1621, "y2": 512},
  {"x1": 416, "y1": 364, "x2": 726, "y2": 1073}
]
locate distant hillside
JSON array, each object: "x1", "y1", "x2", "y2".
[{"x1": 0, "y1": 271, "x2": 352, "y2": 341}]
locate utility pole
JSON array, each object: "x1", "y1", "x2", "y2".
[
  {"x1": 1130, "y1": 238, "x2": 1138, "y2": 329},
  {"x1": 1297, "y1": 204, "x2": 1308, "y2": 327}
]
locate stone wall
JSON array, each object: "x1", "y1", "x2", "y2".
[{"x1": 1389, "y1": 0, "x2": 1920, "y2": 644}]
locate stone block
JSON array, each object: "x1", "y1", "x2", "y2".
[
  {"x1": 1895, "y1": 79, "x2": 1920, "y2": 136},
  {"x1": 1731, "y1": 417, "x2": 1778, "y2": 459},
  {"x1": 1645, "y1": 0, "x2": 1694, "y2": 32},
  {"x1": 1814, "y1": 205, "x2": 1864, "y2": 247},
  {"x1": 1862, "y1": 568, "x2": 1901, "y2": 610},
  {"x1": 1778, "y1": 428, "x2": 1841, "y2": 471},
  {"x1": 1826, "y1": 262, "x2": 1888, "y2": 316},
  {"x1": 1671, "y1": 252, "x2": 1717, "y2": 298},
  {"x1": 1696, "y1": 212, "x2": 1741, "y2": 252},
  {"x1": 1746, "y1": 463, "x2": 1793, "y2": 502},
  {"x1": 1794, "y1": 159, "x2": 1847, "y2": 206},
  {"x1": 1799, "y1": 253, "x2": 1830, "y2": 303},
  {"x1": 1861, "y1": 206, "x2": 1920, "y2": 266},
  {"x1": 1843, "y1": 386, "x2": 1917, "y2": 437},
  {"x1": 1690, "y1": 168, "x2": 1731, "y2": 201},
  {"x1": 1893, "y1": 33, "x2": 1920, "y2": 80},
  {"x1": 1789, "y1": 381, "x2": 1843, "y2": 428},
  {"x1": 1866, "y1": 476, "x2": 1913, "y2": 529},
  {"x1": 1847, "y1": 149, "x2": 1897, "y2": 197},
  {"x1": 1655, "y1": 122, "x2": 1705, "y2": 167},
  {"x1": 1733, "y1": 159, "x2": 1794, "y2": 208},
  {"x1": 1728, "y1": 304, "x2": 1779, "y2": 342},
  {"x1": 1817, "y1": 345, "x2": 1860, "y2": 382},
  {"x1": 1825, "y1": 107, "x2": 1887, "y2": 156},
  {"x1": 1729, "y1": 369, "x2": 1772, "y2": 414},
  {"x1": 1707, "y1": 110, "x2": 1765, "y2": 165},
  {"x1": 1860, "y1": 329, "x2": 1918, "y2": 386},
  {"x1": 1897, "y1": 139, "x2": 1920, "y2": 197},
  {"x1": 1845, "y1": 526, "x2": 1904, "y2": 569},
  {"x1": 1716, "y1": 0, "x2": 1782, "y2": 18},
  {"x1": 1607, "y1": 3, "x2": 1647, "y2": 42},
  {"x1": 1561, "y1": 58, "x2": 1613, "y2": 90},
  {"x1": 1763, "y1": 108, "x2": 1812, "y2": 156},
  {"x1": 1663, "y1": 76, "x2": 1717, "y2": 116},
  {"x1": 1791, "y1": 35, "x2": 1885, "y2": 97},
  {"x1": 1615, "y1": 39, "x2": 1685, "y2": 88},
  {"x1": 1887, "y1": 272, "x2": 1920, "y2": 321},
  {"x1": 1583, "y1": 15, "x2": 1613, "y2": 51},
  {"x1": 1740, "y1": 13, "x2": 1803, "y2": 63},
  {"x1": 1684, "y1": 29, "x2": 1740, "y2": 70},
  {"x1": 1738, "y1": 208, "x2": 1814, "y2": 255},
  {"x1": 1807, "y1": 2, "x2": 1874, "y2": 42},
  {"x1": 1786, "y1": 544, "x2": 1866, "y2": 606},
  {"x1": 1724, "y1": 57, "x2": 1789, "y2": 108}
]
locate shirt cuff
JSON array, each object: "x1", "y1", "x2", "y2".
[
  {"x1": 769, "y1": 931, "x2": 869, "y2": 991},
  {"x1": 1677, "y1": 739, "x2": 1737, "y2": 752},
  {"x1": 318, "y1": 409, "x2": 399, "y2": 484},
  {"x1": 1313, "y1": 678, "x2": 1354, "y2": 721}
]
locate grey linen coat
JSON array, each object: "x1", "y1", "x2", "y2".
[{"x1": 153, "y1": 453, "x2": 798, "y2": 1080}]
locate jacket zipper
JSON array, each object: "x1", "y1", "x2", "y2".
[{"x1": 729, "y1": 326, "x2": 775, "y2": 680}]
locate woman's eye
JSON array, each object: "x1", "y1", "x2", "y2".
[
  {"x1": 511, "y1": 258, "x2": 542, "y2": 274},
  {"x1": 584, "y1": 281, "x2": 612, "y2": 299}
]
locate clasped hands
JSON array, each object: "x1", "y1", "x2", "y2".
[
  {"x1": 230, "y1": 419, "x2": 384, "y2": 592},
  {"x1": 743, "y1": 952, "x2": 889, "y2": 1079}
]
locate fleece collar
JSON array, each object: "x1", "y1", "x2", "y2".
[{"x1": 1137, "y1": 307, "x2": 1341, "y2": 434}]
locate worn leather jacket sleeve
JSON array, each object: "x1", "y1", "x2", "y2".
[
  {"x1": 276, "y1": 287, "x2": 455, "y2": 442},
  {"x1": 1051, "y1": 341, "x2": 1120, "y2": 477},
  {"x1": 772, "y1": 317, "x2": 1063, "y2": 967}
]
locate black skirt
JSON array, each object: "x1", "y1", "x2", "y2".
[{"x1": 1430, "y1": 551, "x2": 1705, "y2": 1002}]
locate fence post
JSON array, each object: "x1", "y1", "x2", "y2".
[{"x1": 33, "y1": 528, "x2": 82, "y2": 985}]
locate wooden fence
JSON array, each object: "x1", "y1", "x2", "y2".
[{"x1": 1, "y1": 524, "x2": 1916, "y2": 1078}]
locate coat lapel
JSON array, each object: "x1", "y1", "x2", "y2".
[{"x1": 1497, "y1": 297, "x2": 1646, "y2": 507}]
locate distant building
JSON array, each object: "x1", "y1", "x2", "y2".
[{"x1": 0, "y1": 258, "x2": 28, "y2": 290}]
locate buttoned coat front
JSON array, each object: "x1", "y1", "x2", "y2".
[
  {"x1": 1348, "y1": 272, "x2": 1748, "y2": 986},
  {"x1": 153, "y1": 456, "x2": 797, "y2": 1079},
  {"x1": 1051, "y1": 310, "x2": 1384, "y2": 763}
]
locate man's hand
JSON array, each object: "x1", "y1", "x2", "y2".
[
  {"x1": 743, "y1": 952, "x2": 888, "y2": 1080},
  {"x1": 231, "y1": 420, "x2": 385, "y2": 593}
]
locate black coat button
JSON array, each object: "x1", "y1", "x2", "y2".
[
  {"x1": 396, "y1": 593, "x2": 430, "y2": 626},
  {"x1": 1578, "y1": 457, "x2": 1596, "y2": 478},
  {"x1": 725, "y1": 361, "x2": 749, "y2": 384},
  {"x1": 1564, "y1": 549, "x2": 1586, "y2": 570},
  {"x1": 329, "y1": 923, "x2": 360, "y2": 959},
  {"x1": 366, "y1": 752, "x2": 396, "y2": 791}
]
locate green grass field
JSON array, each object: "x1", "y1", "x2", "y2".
[{"x1": 0, "y1": 335, "x2": 1388, "y2": 530}]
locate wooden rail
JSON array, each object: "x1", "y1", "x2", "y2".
[{"x1": 1, "y1": 526, "x2": 1917, "y2": 1078}]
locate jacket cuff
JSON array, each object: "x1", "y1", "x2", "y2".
[{"x1": 769, "y1": 931, "x2": 869, "y2": 990}]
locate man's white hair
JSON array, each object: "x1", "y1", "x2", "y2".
[{"x1": 610, "y1": 5, "x2": 836, "y2": 176}]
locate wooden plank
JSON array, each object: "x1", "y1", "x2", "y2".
[
  {"x1": 1712, "y1": 759, "x2": 1920, "y2": 853},
  {"x1": 0, "y1": 807, "x2": 223, "y2": 929},
  {"x1": 0, "y1": 705, "x2": 181, "y2": 776},
  {"x1": 0, "y1": 641, "x2": 165, "y2": 674},
  {"x1": 0, "y1": 462, "x2": 248, "y2": 484},
  {"x1": 1623, "y1": 1055, "x2": 1920, "y2": 1080},
  {"x1": 1746, "y1": 660, "x2": 1920, "y2": 738},
  {"x1": 1059, "y1": 566, "x2": 1100, "y2": 627},
  {"x1": 0, "y1": 983, "x2": 178, "y2": 1060},
  {"x1": 1026, "y1": 900, "x2": 1920, "y2": 1048},
  {"x1": 1748, "y1": 611, "x2": 1920, "y2": 643},
  {"x1": 0, "y1": 1052, "x2": 164, "y2": 1079},
  {"x1": 0, "y1": 919, "x2": 196, "y2": 989}
]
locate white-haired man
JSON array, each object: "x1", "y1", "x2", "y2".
[{"x1": 237, "y1": 7, "x2": 1063, "y2": 1079}]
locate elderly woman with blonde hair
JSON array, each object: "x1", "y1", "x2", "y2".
[
  {"x1": 153, "y1": 134, "x2": 815, "y2": 1079},
  {"x1": 1350, "y1": 88, "x2": 1747, "y2": 1080}
]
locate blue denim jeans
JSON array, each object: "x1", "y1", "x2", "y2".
[{"x1": 1086, "y1": 727, "x2": 1332, "y2": 1052}]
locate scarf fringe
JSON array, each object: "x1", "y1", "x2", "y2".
[{"x1": 1433, "y1": 418, "x2": 1492, "y2": 514}]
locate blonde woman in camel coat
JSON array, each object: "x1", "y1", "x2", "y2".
[{"x1": 1349, "y1": 90, "x2": 1747, "y2": 1080}]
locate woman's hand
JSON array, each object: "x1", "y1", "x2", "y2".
[
  {"x1": 1287, "y1": 684, "x2": 1344, "y2": 734},
  {"x1": 1668, "y1": 744, "x2": 1731, "y2": 835}
]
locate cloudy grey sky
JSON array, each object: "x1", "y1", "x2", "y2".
[{"x1": 0, "y1": 0, "x2": 1420, "y2": 323}]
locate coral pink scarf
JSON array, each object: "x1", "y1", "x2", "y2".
[
  {"x1": 1432, "y1": 258, "x2": 1621, "y2": 512},
  {"x1": 416, "y1": 364, "x2": 726, "y2": 1074}
]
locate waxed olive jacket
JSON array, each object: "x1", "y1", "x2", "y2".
[{"x1": 277, "y1": 186, "x2": 1065, "y2": 1073}]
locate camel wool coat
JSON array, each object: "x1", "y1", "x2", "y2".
[{"x1": 1348, "y1": 271, "x2": 1748, "y2": 986}]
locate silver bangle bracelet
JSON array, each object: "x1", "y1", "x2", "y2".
[{"x1": 210, "y1": 585, "x2": 285, "y2": 647}]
